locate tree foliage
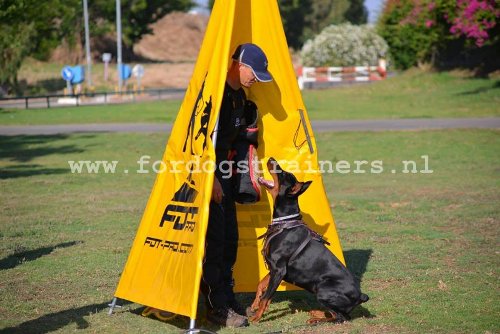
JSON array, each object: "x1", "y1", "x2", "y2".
[
  {"x1": 344, "y1": 0, "x2": 369, "y2": 24},
  {"x1": 377, "y1": 0, "x2": 499, "y2": 70},
  {"x1": 286, "y1": 0, "x2": 367, "y2": 49},
  {"x1": 208, "y1": 0, "x2": 367, "y2": 49},
  {"x1": 0, "y1": 0, "x2": 79, "y2": 93}
]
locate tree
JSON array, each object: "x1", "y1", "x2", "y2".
[
  {"x1": 208, "y1": 0, "x2": 357, "y2": 49},
  {"x1": 279, "y1": 0, "x2": 313, "y2": 49},
  {"x1": 344, "y1": 0, "x2": 368, "y2": 24},
  {"x1": 377, "y1": 0, "x2": 499, "y2": 70},
  {"x1": 0, "y1": 0, "x2": 79, "y2": 94},
  {"x1": 0, "y1": 24, "x2": 33, "y2": 95},
  {"x1": 283, "y1": 0, "x2": 368, "y2": 49},
  {"x1": 293, "y1": 0, "x2": 352, "y2": 49}
]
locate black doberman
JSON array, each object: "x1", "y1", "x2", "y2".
[{"x1": 249, "y1": 157, "x2": 369, "y2": 324}]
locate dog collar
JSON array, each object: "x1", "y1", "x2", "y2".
[{"x1": 271, "y1": 213, "x2": 300, "y2": 224}]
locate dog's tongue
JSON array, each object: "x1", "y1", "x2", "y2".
[{"x1": 258, "y1": 177, "x2": 274, "y2": 189}]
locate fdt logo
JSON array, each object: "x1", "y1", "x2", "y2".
[{"x1": 160, "y1": 171, "x2": 199, "y2": 232}]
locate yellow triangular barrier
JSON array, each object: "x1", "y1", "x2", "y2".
[{"x1": 113, "y1": 0, "x2": 344, "y2": 320}]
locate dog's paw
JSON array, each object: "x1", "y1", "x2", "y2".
[
  {"x1": 306, "y1": 310, "x2": 344, "y2": 325},
  {"x1": 249, "y1": 314, "x2": 262, "y2": 323}
]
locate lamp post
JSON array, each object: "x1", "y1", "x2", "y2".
[
  {"x1": 83, "y1": 0, "x2": 92, "y2": 88},
  {"x1": 116, "y1": 0, "x2": 123, "y2": 93}
]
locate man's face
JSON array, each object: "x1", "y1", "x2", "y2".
[{"x1": 239, "y1": 63, "x2": 257, "y2": 88}]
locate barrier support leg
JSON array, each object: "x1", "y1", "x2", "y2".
[
  {"x1": 108, "y1": 297, "x2": 122, "y2": 315},
  {"x1": 187, "y1": 318, "x2": 197, "y2": 333}
]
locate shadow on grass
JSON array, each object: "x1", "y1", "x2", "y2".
[
  {"x1": 457, "y1": 80, "x2": 500, "y2": 96},
  {"x1": 0, "y1": 241, "x2": 82, "y2": 270},
  {"x1": 344, "y1": 248, "x2": 372, "y2": 280},
  {"x1": 0, "y1": 135, "x2": 88, "y2": 179},
  {"x1": 0, "y1": 109, "x2": 17, "y2": 114},
  {"x1": 0, "y1": 135, "x2": 86, "y2": 163},
  {"x1": 0, "y1": 164, "x2": 68, "y2": 179},
  {"x1": 128, "y1": 304, "x2": 195, "y2": 331},
  {"x1": 0, "y1": 300, "x2": 131, "y2": 334}
]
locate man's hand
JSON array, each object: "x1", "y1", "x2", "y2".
[{"x1": 212, "y1": 177, "x2": 223, "y2": 203}]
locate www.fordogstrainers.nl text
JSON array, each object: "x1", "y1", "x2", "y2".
[{"x1": 67, "y1": 155, "x2": 433, "y2": 176}]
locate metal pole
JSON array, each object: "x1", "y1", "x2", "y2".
[
  {"x1": 108, "y1": 297, "x2": 117, "y2": 315},
  {"x1": 83, "y1": 0, "x2": 92, "y2": 88},
  {"x1": 116, "y1": 0, "x2": 123, "y2": 93},
  {"x1": 298, "y1": 109, "x2": 314, "y2": 154},
  {"x1": 188, "y1": 318, "x2": 196, "y2": 332}
]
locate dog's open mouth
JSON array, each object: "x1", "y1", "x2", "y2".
[{"x1": 258, "y1": 177, "x2": 274, "y2": 189}]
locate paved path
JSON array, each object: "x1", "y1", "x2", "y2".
[{"x1": 0, "y1": 118, "x2": 499, "y2": 136}]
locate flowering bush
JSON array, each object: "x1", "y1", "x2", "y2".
[
  {"x1": 447, "y1": 0, "x2": 499, "y2": 47},
  {"x1": 378, "y1": 0, "x2": 499, "y2": 69},
  {"x1": 300, "y1": 23, "x2": 389, "y2": 67}
]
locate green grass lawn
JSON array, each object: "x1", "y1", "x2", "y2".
[
  {"x1": 0, "y1": 129, "x2": 498, "y2": 333},
  {"x1": 0, "y1": 99, "x2": 181, "y2": 125},
  {"x1": 305, "y1": 69, "x2": 500, "y2": 119},
  {"x1": 1, "y1": 70, "x2": 499, "y2": 125}
]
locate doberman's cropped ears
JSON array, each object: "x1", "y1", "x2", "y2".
[
  {"x1": 288, "y1": 180, "x2": 312, "y2": 198},
  {"x1": 297, "y1": 180, "x2": 312, "y2": 196}
]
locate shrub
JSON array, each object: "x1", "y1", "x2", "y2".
[
  {"x1": 446, "y1": 0, "x2": 499, "y2": 47},
  {"x1": 377, "y1": 0, "x2": 499, "y2": 69},
  {"x1": 300, "y1": 23, "x2": 390, "y2": 67}
]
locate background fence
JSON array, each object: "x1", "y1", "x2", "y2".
[
  {"x1": 0, "y1": 88, "x2": 186, "y2": 110},
  {"x1": 297, "y1": 65, "x2": 387, "y2": 89}
]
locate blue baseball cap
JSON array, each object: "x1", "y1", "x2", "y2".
[{"x1": 232, "y1": 43, "x2": 272, "y2": 82}]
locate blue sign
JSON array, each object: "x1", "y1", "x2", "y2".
[
  {"x1": 61, "y1": 66, "x2": 85, "y2": 84},
  {"x1": 70, "y1": 66, "x2": 85, "y2": 85},
  {"x1": 119, "y1": 64, "x2": 132, "y2": 80},
  {"x1": 61, "y1": 66, "x2": 74, "y2": 81}
]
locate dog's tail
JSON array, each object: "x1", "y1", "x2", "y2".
[{"x1": 359, "y1": 293, "x2": 369, "y2": 304}]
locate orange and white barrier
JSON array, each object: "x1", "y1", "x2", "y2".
[{"x1": 297, "y1": 60, "x2": 387, "y2": 89}]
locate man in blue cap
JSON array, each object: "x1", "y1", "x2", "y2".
[{"x1": 201, "y1": 43, "x2": 272, "y2": 327}]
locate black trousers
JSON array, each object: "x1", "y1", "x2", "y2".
[{"x1": 201, "y1": 173, "x2": 238, "y2": 309}]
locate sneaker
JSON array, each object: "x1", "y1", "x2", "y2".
[
  {"x1": 228, "y1": 299, "x2": 249, "y2": 317},
  {"x1": 206, "y1": 307, "x2": 249, "y2": 328}
]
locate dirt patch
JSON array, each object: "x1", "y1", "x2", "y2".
[
  {"x1": 133, "y1": 12, "x2": 208, "y2": 62},
  {"x1": 136, "y1": 63, "x2": 196, "y2": 89}
]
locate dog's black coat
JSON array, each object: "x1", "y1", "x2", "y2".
[{"x1": 260, "y1": 158, "x2": 369, "y2": 320}]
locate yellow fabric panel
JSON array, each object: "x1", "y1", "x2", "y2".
[
  {"x1": 114, "y1": 0, "x2": 236, "y2": 319},
  {"x1": 114, "y1": 0, "x2": 344, "y2": 319},
  {"x1": 228, "y1": 0, "x2": 345, "y2": 292}
]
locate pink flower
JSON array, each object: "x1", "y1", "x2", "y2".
[{"x1": 425, "y1": 20, "x2": 434, "y2": 28}]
